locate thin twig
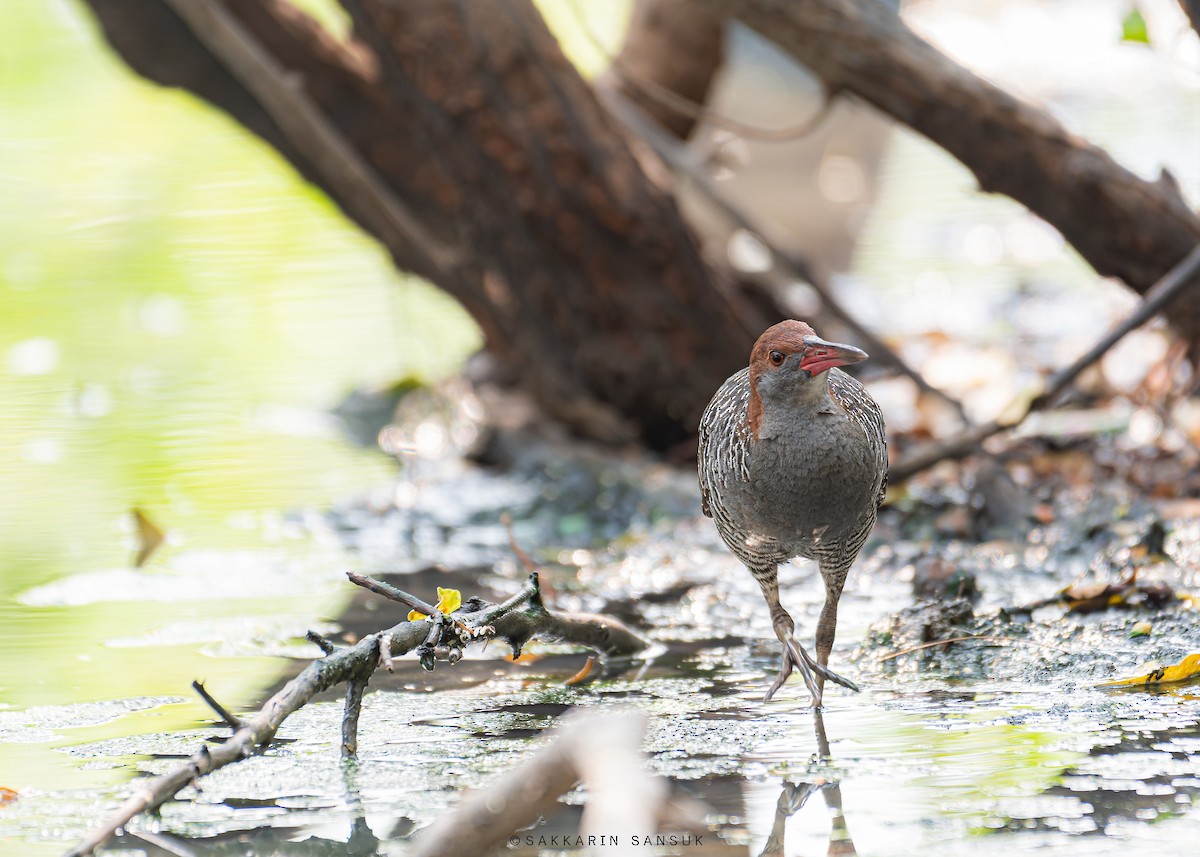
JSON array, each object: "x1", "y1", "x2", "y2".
[
  {"x1": 1033, "y1": 243, "x2": 1200, "y2": 410},
  {"x1": 600, "y1": 87, "x2": 969, "y2": 421},
  {"x1": 564, "y1": 654, "x2": 598, "y2": 686},
  {"x1": 306, "y1": 630, "x2": 336, "y2": 655},
  {"x1": 160, "y1": 0, "x2": 460, "y2": 274},
  {"x1": 346, "y1": 571, "x2": 439, "y2": 617},
  {"x1": 502, "y1": 513, "x2": 541, "y2": 574},
  {"x1": 877, "y1": 633, "x2": 1072, "y2": 662},
  {"x1": 471, "y1": 572, "x2": 539, "y2": 626},
  {"x1": 191, "y1": 680, "x2": 244, "y2": 731},
  {"x1": 889, "y1": 243, "x2": 1200, "y2": 482}
]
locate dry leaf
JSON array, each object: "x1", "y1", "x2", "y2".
[
  {"x1": 1024, "y1": 568, "x2": 1176, "y2": 614},
  {"x1": 131, "y1": 507, "x2": 165, "y2": 568},
  {"x1": 996, "y1": 379, "x2": 1045, "y2": 428},
  {"x1": 1097, "y1": 653, "x2": 1200, "y2": 688}
]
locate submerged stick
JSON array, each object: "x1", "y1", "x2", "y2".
[
  {"x1": 889, "y1": 243, "x2": 1200, "y2": 482},
  {"x1": 65, "y1": 571, "x2": 650, "y2": 856}
]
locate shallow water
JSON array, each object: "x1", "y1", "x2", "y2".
[{"x1": 7, "y1": 430, "x2": 1197, "y2": 855}]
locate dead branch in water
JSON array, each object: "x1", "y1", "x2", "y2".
[{"x1": 64, "y1": 570, "x2": 650, "y2": 857}]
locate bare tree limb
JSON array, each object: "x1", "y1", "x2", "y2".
[
  {"x1": 716, "y1": 0, "x2": 1200, "y2": 346},
  {"x1": 889, "y1": 243, "x2": 1200, "y2": 482}
]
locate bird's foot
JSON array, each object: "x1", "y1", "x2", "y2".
[{"x1": 763, "y1": 637, "x2": 860, "y2": 705}]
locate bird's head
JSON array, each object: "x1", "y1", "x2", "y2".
[{"x1": 747, "y1": 320, "x2": 868, "y2": 433}]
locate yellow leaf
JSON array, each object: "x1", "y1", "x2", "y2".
[
  {"x1": 436, "y1": 587, "x2": 462, "y2": 614},
  {"x1": 1096, "y1": 653, "x2": 1200, "y2": 688},
  {"x1": 407, "y1": 587, "x2": 462, "y2": 622}
]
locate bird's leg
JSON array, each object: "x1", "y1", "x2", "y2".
[
  {"x1": 812, "y1": 568, "x2": 859, "y2": 698},
  {"x1": 750, "y1": 564, "x2": 859, "y2": 704},
  {"x1": 751, "y1": 564, "x2": 822, "y2": 704},
  {"x1": 767, "y1": 603, "x2": 823, "y2": 705}
]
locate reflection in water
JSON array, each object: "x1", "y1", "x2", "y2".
[
  {"x1": 759, "y1": 711, "x2": 856, "y2": 857},
  {"x1": 106, "y1": 759, "x2": 399, "y2": 856}
]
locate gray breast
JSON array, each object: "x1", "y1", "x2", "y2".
[{"x1": 698, "y1": 367, "x2": 886, "y2": 569}]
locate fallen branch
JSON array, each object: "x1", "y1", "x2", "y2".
[
  {"x1": 64, "y1": 571, "x2": 650, "y2": 856},
  {"x1": 889, "y1": 243, "x2": 1200, "y2": 482}
]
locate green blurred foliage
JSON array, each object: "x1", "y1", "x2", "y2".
[{"x1": 1121, "y1": 6, "x2": 1151, "y2": 44}]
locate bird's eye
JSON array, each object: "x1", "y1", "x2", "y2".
[{"x1": 769, "y1": 350, "x2": 785, "y2": 366}]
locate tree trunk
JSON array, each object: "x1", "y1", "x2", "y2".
[{"x1": 81, "y1": 0, "x2": 777, "y2": 450}]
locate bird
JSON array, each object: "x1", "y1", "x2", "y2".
[{"x1": 698, "y1": 320, "x2": 887, "y2": 705}]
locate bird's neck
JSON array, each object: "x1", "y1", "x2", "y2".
[{"x1": 747, "y1": 372, "x2": 833, "y2": 439}]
